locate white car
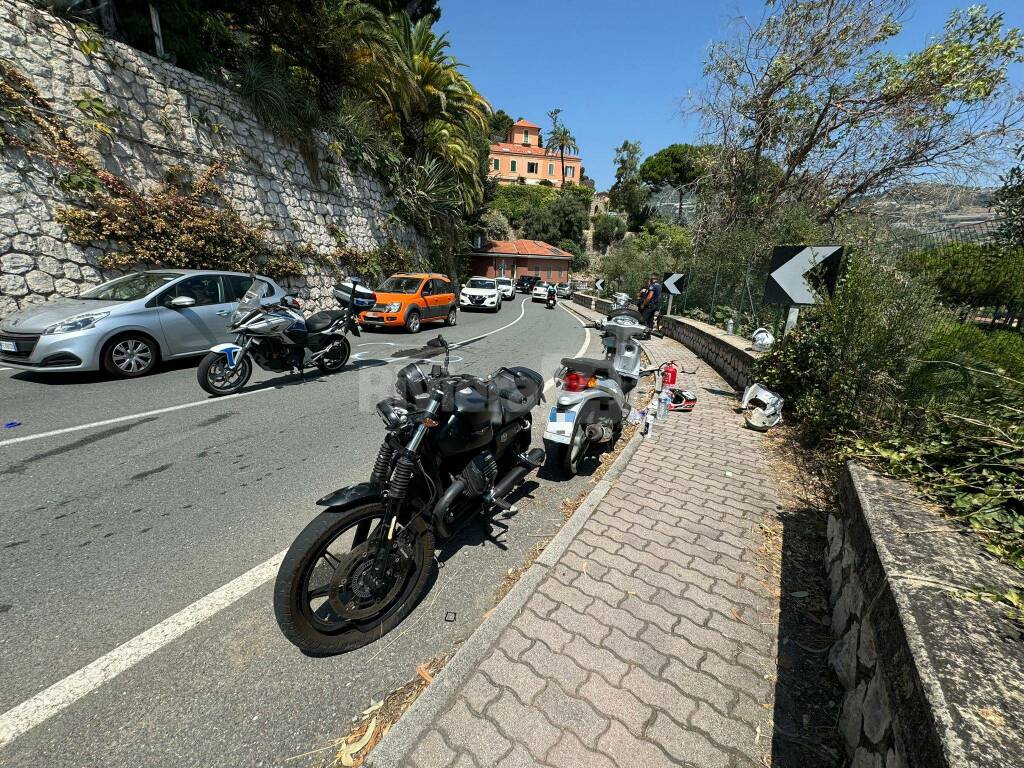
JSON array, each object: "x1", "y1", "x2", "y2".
[
  {"x1": 531, "y1": 282, "x2": 551, "y2": 302},
  {"x1": 460, "y1": 277, "x2": 501, "y2": 312},
  {"x1": 495, "y1": 276, "x2": 515, "y2": 300}
]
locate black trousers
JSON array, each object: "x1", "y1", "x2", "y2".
[{"x1": 642, "y1": 304, "x2": 657, "y2": 328}]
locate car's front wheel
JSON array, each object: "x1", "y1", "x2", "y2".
[
  {"x1": 102, "y1": 334, "x2": 159, "y2": 378},
  {"x1": 404, "y1": 308, "x2": 421, "y2": 333}
]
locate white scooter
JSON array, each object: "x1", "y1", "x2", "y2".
[{"x1": 544, "y1": 306, "x2": 651, "y2": 476}]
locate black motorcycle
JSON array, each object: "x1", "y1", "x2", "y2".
[
  {"x1": 273, "y1": 335, "x2": 546, "y2": 654},
  {"x1": 196, "y1": 280, "x2": 375, "y2": 396},
  {"x1": 545, "y1": 284, "x2": 557, "y2": 309}
]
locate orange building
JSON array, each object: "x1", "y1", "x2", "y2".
[
  {"x1": 467, "y1": 240, "x2": 572, "y2": 283},
  {"x1": 488, "y1": 119, "x2": 582, "y2": 187}
]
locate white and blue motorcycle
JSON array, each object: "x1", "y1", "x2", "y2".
[
  {"x1": 196, "y1": 279, "x2": 375, "y2": 396},
  {"x1": 544, "y1": 307, "x2": 651, "y2": 475}
]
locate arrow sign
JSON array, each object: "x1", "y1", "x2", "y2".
[
  {"x1": 663, "y1": 272, "x2": 687, "y2": 295},
  {"x1": 764, "y1": 245, "x2": 843, "y2": 305},
  {"x1": 594, "y1": 278, "x2": 605, "y2": 292}
]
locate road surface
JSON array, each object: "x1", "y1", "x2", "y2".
[{"x1": 0, "y1": 297, "x2": 600, "y2": 767}]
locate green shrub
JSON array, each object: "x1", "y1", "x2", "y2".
[{"x1": 489, "y1": 184, "x2": 558, "y2": 227}]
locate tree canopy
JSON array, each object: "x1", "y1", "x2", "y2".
[{"x1": 608, "y1": 140, "x2": 652, "y2": 230}]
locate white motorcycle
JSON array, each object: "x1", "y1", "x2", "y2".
[{"x1": 544, "y1": 307, "x2": 651, "y2": 475}]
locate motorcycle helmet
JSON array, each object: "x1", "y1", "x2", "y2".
[
  {"x1": 751, "y1": 327, "x2": 775, "y2": 352},
  {"x1": 396, "y1": 362, "x2": 430, "y2": 402}
]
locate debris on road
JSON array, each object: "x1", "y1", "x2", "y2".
[{"x1": 4, "y1": 420, "x2": 22, "y2": 429}]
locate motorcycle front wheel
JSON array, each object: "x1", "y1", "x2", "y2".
[
  {"x1": 315, "y1": 338, "x2": 351, "y2": 374},
  {"x1": 273, "y1": 503, "x2": 434, "y2": 655},
  {"x1": 197, "y1": 352, "x2": 252, "y2": 396}
]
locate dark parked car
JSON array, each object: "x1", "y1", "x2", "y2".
[{"x1": 515, "y1": 275, "x2": 540, "y2": 294}]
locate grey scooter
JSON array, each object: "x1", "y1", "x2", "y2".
[{"x1": 543, "y1": 307, "x2": 651, "y2": 476}]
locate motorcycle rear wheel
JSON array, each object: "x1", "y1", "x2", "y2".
[
  {"x1": 315, "y1": 338, "x2": 351, "y2": 374},
  {"x1": 197, "y1": 352, "x2": 252, "y2": 396},
  {"x1": 274, "y1": 503, "x2": 434, "y2": 655}
]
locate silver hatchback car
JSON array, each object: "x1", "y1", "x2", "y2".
[{"x1": 0, "y1": 270, "x2": 287, "y2": 377}]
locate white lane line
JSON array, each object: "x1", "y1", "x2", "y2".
[
  {"x1": 0, "y1": 367, "x2": 12, "y2": 372},
  {"x1": 0, "y1": 296, "x2": 548, "y2": 747},
  {"x1": 0, "y1": 551, "x2": 285, "y2": 748},
  {"x1": 0, "y1": 387, "x2": 272, "y2": 449}
]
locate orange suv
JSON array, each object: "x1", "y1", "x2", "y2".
[{"x1": 358, "y1": 273, "x2": 458, "y2": 333}]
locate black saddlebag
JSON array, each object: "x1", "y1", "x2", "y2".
[{"x1": 490, "y1": 366, "x2": 544, "y2": 420}]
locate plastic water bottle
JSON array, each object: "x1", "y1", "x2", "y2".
[
  {"x1": 643, "y1": 396, "x2": 658, "y2": 437},
  {"x1": 657, "y1": 388, "x2": 671, "y2": 421}
]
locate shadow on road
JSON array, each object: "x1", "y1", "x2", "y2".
[{"x1": 8, "y1": 356, "x2": 199, "y2": 386}]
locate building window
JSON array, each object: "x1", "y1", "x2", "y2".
[
  {"x1": 522, "y1": 130, "x2": 529, "y2": 144},
  {"x1": 548, "y1": 162, "x2": 555, "y2": 175},
  {"x1": 492, "y1": 158, "x2": 499, "y2": 171},
  {"x1": 547, "y1": 265, "x2": 553, "y2": 279},
  {"x1": 527, "y1": 162, "x2": 538, "y2": 174},
  {"x1": 510, "y1": 160, "x2": 517, "y2": 173},
  {"x1": 565, "y1": 166, "x2": 575, "y2": 178}
]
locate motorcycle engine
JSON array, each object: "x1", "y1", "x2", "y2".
[{"x1": 460, "y1": 452, "x2": 497, "y2": 497}]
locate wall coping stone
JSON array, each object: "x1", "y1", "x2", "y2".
[{"x1": 838, "y1": 463, "x2": 1024, "y2": 768}]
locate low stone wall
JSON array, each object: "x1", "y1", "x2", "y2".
[
  {"x1": 827, "y1": 463, "x2": 1024, "y2": 768},
  {"x1": 571, "y1": 294, "x2": 760, "y2": 390},
  {"x1": 658, "y1": 315, "x2": 760, "y2": 391}
]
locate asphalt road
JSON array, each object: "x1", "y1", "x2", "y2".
[{"x1": 0, "y1": 297, "x2": 602, "y2": 768}]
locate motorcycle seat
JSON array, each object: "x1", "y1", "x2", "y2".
[
  {"x1": 306, "y1": 310, "x2": 346, "y2": 332},
  {"x1": 561, "y1": 357, "x2": 621, "y2": 385}
]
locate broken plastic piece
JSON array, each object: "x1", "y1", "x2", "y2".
[
  {"x1": 3, "y1": 421, "x2": 21, "y2": 429},
  {"x1": 740, "y1": 382, "x2": 783, "y2": 431},
  {"x1": 444, "y1": 611, "x2": 457, "y2": 622}
]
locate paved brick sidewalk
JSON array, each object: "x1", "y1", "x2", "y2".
[{"x1": 371, "y1": 323, "x2": 782, "y2": 767}]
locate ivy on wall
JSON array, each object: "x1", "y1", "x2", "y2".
[{"x1": 0, "y1": 58, "x2": 411, "y2": 283}]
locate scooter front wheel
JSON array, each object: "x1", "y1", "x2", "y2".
[{"x1": 197, "y1": 352, "x2": 252, "y2": 396}]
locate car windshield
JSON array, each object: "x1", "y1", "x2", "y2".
[
  {"x1": 558, "y1": 283, "x2": 569, "y2": 288},
  {"x1": 468, "y1": 278, "x2": 495, "y2": 289},
  {"x1": 79, "y1": 272, "x2": 179, "y2": 301},
  {"x1": 496, "y1": 278, "x2": 511, "y2": 285},
  {"x1": 536, "y1": 283, "x2": 549, "y2": 289},
  {"x1": 378, "y1": 276, "x2": 423, "y2": 294}
]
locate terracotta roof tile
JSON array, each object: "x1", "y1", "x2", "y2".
[
  {"x1": 475, "y1": 239, "x2": 571, "y2": 258},
  {"x1": 512, "y1": 119, "x2": 540, "y2": 128}
]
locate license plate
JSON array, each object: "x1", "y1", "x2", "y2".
[
  {"x1": 548, "y1": 407, "x2": 575, "y2": 423},
  {"x1": 0, "y1": 341, "x2": 16, "y2": 352}
]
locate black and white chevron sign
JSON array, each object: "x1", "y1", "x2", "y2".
[
  {"x1": 594, "y1": 278, "x2": 605, "y2": 292},
  {"x1": 764, "y1": 245, "x2": 843, "y2": 305},
  {"x1": 663, "y1": 272, "x2": 687, "y2": 295}
]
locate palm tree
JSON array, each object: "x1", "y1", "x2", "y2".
[{"x1": 545, "y1": 109, "x2": 579, "y2": 187}]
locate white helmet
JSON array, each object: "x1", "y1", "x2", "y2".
[{"x1": 751, "y1": 327, "x2": 775, "y2": 352}]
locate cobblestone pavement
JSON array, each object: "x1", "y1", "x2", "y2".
[{"x1": 375, "y1": 321, "x2": 782, "y2": 767}]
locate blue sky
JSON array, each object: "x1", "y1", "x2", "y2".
[{"x1": 439, "y1": 0, "x2": 1024, "y2": 191}]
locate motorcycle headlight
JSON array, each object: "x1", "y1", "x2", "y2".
[
  {"x1": 42, "y1": 311, "x2": 110, "y2": 335},
  {"x1": 376, "y1": 399, "x2": 408, "y2": 429},
  {"x1": 385, "y1": 302, "x2": 402, "y2": 313}
]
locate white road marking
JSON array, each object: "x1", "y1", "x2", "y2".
[
  {"x1": 0, "y1": 387, "x2": 273, "y2": 449},
  {"x1": 0, "y1": 551, "x2": 285, "y2": 748},
  {"x1": 0, "y1": 367, "x2": 12, "y2": 372},
  {"x1": 0, "y1": 296, "x2": 578, "y2": 747}
]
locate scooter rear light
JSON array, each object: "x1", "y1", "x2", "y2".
[{"x1": 563, "y1": 372, "x2": 589, "y2": 392}]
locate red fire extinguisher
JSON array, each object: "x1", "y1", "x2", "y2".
[{"x1": 661, "y1": 361, "x2": 678, "y2": 390}]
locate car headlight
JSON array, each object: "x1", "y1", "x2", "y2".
[
  {"x1": 42, "y1": 311, "x2": 110, "y2": 335},
  {"x1": 385, "y1": 302, "x2": 402, "y2": 313}
]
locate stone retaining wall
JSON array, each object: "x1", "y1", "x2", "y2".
[
  {"x1": 827, "y1": 463, "x2": 1024, "y2": 768},
  {"x1": 0, "y1": 0, "x2": 425, "y2": 318}
]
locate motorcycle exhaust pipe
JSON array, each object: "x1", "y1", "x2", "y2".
[
  {"x1": 431, "y1": 479, "x2": 465, "y2": 539},
  {"x1": 489, "y1": 448, "x2": 546, "y2": 502},
  {"x1": 584, "y1": 423, "x2": 612, "y2": 443}
]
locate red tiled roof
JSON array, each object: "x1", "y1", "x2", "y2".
[
  {"x1": 475, "y1": 240, "x2": 572, "y2": 258},
  {"x1": 489, "y1": 142, "x2": 581, "y2": 159},
  {"x1": 512, "y1": 119, "x2": 540, "y2": 128}
]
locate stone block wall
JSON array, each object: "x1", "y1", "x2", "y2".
[
  {"x1": 827, "y1": 463, "x2": 1024, "y2": 768},
  {"x1": 0, "y1": 0, "x2": 426, "y2": 318},
  {"x1": 657, "y1": 315, "x2": 761, "y2": 391}
]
